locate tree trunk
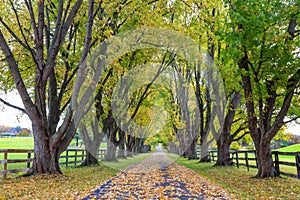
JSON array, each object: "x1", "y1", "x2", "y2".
[
  {"x1": 126, "y1": 135, "x2": 134, "y2": 157},
  {"x1": 83, "y1": 140, "x2": 100, "y2": 165},
  {"x1": 199, "y1": 142, "x2": 210, "y2": 162},
  {"x1": 32, "y1": 138, "x2": 61, "y2": 174},
  {"x1": 133, "y1": 137, "x2": 139, "y2": 154},
  {"x1": 83, "y1": 150, "x2": 98, "y2": 166},
  {"x1": 215, "y1": 91, "x2": 241, "y2": 166},
  {"x1": 25, "y1": 125, "x2": 62, "y2": 175},
  {"x1": 117, "y1": 130, "x2": 126, "y2": 159},
  {"x1": 255, "y1": 140, "x2": 279, "y2": 178},
  {"x1": 215, "y1": 134, "x2": 232, "y2": 166},
  {"x1": 80, "y1": 121, "x2": 103, "y2": 166},
  {"x1": 137, "y1": 138, "x2": 145, "y2": 153},
  {"x1": 187, "y1": 138, "x2": 198, "y2": 159},
  {"x1": 105, "y1": 140, "x2": 117, "y2": 161}
]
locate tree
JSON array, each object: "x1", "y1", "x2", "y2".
[
  {"x1": 226, "y1": 1, "x2": 300, "y2": 177},
  {"x1": 0, "y1": 0, "x2": 95, "y2": 174}
]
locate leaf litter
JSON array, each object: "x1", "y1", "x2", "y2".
[{"x1": 84, "y1": 153, "x2": 231, "y2": 199}]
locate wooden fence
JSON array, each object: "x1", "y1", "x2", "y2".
[
  {"x1": 0, "y1": 149, "x2": 34, "y2": 180},
  {"x1": 209, "y1": 150, "x2": 300, "y2": 179},
  {"x1": 0, "y1": 148, "x2": 108, "y2": 180},
  {"x1": 59, "y1": 148, "x2": 86, "y2": 167}
]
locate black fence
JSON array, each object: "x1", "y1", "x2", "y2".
[
  {"x1": 209, "y1": 150, "x2": 300, "y2": 179},
  {"x1": 0, "y1": 148, "x2": 108, "y2": 180}
]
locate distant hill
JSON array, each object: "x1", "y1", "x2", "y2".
[{"x1": 276, "y1": 144, "x2": 300, "y2": 152}]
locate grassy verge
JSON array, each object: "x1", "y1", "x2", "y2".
[
  {"x1": 0, "y1": 153, "x2": 151, "y2": 199},
  {"x1": 176, "y1": 157, "x2": 300, "y2": 200},
  {"x1": 0, "y1": 165, "x2": 117, "y2": 199}
]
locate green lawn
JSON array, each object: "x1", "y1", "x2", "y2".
[
  {"x1": 276, "y1": 144, "x2": 300, "y2": 152},
  {"x1": 176, "y1": 157, "x2": 300, "y2": 199},
  {"x1": 0, "y1": 137, "x2": 34, "y2": 149}
]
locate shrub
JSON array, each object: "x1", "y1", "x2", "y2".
[{"x1": 230, "y1": 141, "x2": 241, "y2": 150}]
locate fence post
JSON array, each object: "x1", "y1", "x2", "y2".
[
  {"x1": 74, "y1": 149, "x2": 77, "y2": 166},
  {"x1": 27, "y1": 152, "x2": 31, "y2": 168},
  {"x1": 82, "y1": 149, "x2": 85, "y2": 163},
  {"x1": 245, "y1": 152, "x2": 249, "y2": 171},
  {"x1": 254, "y1": 151, "x2": 258, "y2": 168},
  {"x1": 3, "y1": 151, "x2": 7, "y2": 180},
  {"x1": 296, "y1": 152, "x2": 300, "y2": 180},
  {"x1": 236, "y1": 151, "x2": 239, "y2": 168},
  {"x1": 274, "y1": 151, "x2": 280, "y2": 175},
  {"x1": 66, "y1": 149, "x2": 69, "y2": 168}
]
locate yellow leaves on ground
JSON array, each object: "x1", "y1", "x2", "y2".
[
  {"x1": 0, "y1": 165, "x2": 117, "y2": 200},
  {"x1": 85, "y1": 153, "x2": 230, "y2": 199},
  {"x1": 177, "y1": 158, "x2": 300, "y2": 200}
]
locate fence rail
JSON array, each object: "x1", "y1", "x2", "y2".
[
  {"x1": 0, "y1": 148, "x2": 109, "y2": 180},
  {"x1": 0, "y1": 149, "x2": 34, "y2": 180},
  {"x1": 59, "y1": 148, "x2": 86, "y2": 167},
  {"x1": 209, "y1": 150, "x2": 300, "y2": 179}
]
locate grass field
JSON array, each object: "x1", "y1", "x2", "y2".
[
  {"x1": 277, "y1": 144, "x2": 300, "y2": 152},
  {"x1": 0, "y1": 137, "x2": 33, "y2": 149}
]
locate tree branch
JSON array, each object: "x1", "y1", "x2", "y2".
[
  {"x1": 0, "y1": 30, "x2": 37, "y2": 120},
  {"x1": 9, "y1": 0, "x2": 38, "y2": 67},
  {"x1": 283, "y1": 116, "x2": 300, "y2": 124},
  {"x1": 0, "y1": 17, "x2": 29, "y2": 51},
  {"x1": 44, "y1": 0, "x2": 83, "y2": 81},
  {"x1": 0, "y1": 98, "x2": 27, "y2": 114},
  {"x1": 233, "y1": 131, "x2": 250, "y2": 142}
]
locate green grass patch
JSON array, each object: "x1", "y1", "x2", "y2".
[
  {"x1": 0, "y1": 137, "x2": 34, "y2": 149},
  {"x1": 176, "y1": 158, "x2": 300, "y2": 199},
  {"x1": 276, "y1": 144, "x2": 300, "y2": 152}
]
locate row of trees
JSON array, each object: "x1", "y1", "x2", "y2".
[{"x1": 0, "y1": 0, "x2": 299, "y2": 178}]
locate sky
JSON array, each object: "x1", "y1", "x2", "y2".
[
  {"x1": 0, "y1": 91, "x2": 300, "y2": 136},
  {"x1": 0, "y1": 91, "x2": 31, "y2": 129}
]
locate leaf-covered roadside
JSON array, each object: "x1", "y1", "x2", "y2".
[
  {"x1": 0, "y1": 165, "x2": 118, "y2": 199},
  {"x1": 177, "y1": 158, "x2": 300, "y2": 200}
]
